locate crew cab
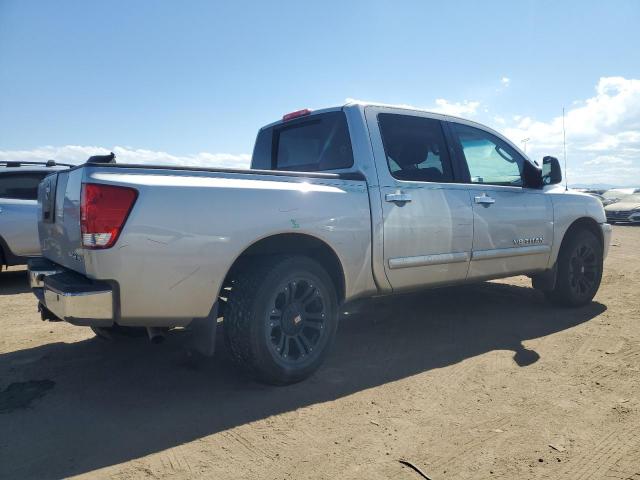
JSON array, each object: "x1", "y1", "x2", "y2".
[
  {"x1": 28, "y1": 102, "x2": 611, "y2": 384},
  {"x1": 0, "y1": 160, "x2": 70, "y2": 269}
]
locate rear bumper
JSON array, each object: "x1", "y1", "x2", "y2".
[
  {"x1": 28, "y1": 259, "x2": 114, "y2": 327},
  {"x1": 602, "y1": 223, "x2": 612, "y2": 260},
  {"x1": 28, "y1": 257, "x2": 63, "y2": 288}
]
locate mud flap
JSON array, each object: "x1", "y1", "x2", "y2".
[
  {"x1": 188, "y1": 302, "x2": 219, "y2": 356},
  {"x1": 531, "y1": 265, "x2": 557, "y2": 292}
]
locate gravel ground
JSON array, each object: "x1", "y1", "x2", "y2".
[{"x1": 1, "y1": 225, "x2": 639, "y2": 480}]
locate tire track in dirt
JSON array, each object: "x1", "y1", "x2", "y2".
[
  {"x1": 425, "y1": 416, "x2": 511, "y2": 475},
  {"x1": 561, "y1": 426, "x2": 640, "y2": 480}
]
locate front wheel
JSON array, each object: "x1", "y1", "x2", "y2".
[
  {"x1": 545, "y1": 228, "x2": 603, "y2": 307},
  {"x1": 224, "y1": 255, "x2": 338, "y2": 385}
]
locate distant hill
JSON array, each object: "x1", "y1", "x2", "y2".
[{"x1": 569, "y1": 184, "x2": 639, "y2": 190}]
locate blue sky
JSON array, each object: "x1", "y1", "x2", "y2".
[{"x1": 1, "y1": 0, "x2": 639, "y2": 185}]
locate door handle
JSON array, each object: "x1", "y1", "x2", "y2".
[
  {"x1": 474, "y1": 194, "x2": 495, "y2": 206},
  {"x1": 385, "y1": 192, "x2": 412, "y2": 204}
]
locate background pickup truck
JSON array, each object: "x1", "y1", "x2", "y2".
[
  {"x1": 28, "y1": 102, "x2": 611, "y2": 385},
  {"x1": 0, "y1": 160, "x2": 70, "y2": 269}
]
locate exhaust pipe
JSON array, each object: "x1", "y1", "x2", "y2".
[{"x1": 146, "y1": 327, "x2": 165, "y2": 344}]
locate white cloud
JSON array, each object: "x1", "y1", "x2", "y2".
[
  {"x1": 584, "y1": 155, "x2": 632, "y2": 166},
  {"x1": 432, "y1": 99, "x2": 480, "y2": 116},
  {"x1": 497, "y1": 76, "x2": 640, "y2": 186},
  {"x1": 501, "y1": 76, "x2": 511, "y2": 87},
  {"x1": 0, "y1": 145, "x2": 251, "y2": 169},
  {"x1": 345, "y1": 97, "x2": 480, "y2": 117}
]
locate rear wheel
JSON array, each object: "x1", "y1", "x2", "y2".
[
  {"x1": 224, "y1": 255, "x2": 338, "y2": 385},
  {"x1": 545, "y1": 228, "x2": 603, "y2": 307}
]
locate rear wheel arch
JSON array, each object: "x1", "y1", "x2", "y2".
[{"x1": 220, "y1": 233, "x2": 346, "y2": 304}]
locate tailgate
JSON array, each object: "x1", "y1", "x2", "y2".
[{"x1": 38, "y1": 167, "x2": 87, "y2": 275}]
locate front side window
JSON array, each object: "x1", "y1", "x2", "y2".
[
  {"x1": 272, "y1": 111, "x2": 354, "y2": 171},
  {"x1": 378, "y1": 113, "x2": 453, "y2": 182},
  {"x1": 0, "y1": 172, "x2": 49, "y2": 200},
  {"x1": 452, "y1": 123, "x2": 524, "y2": 186}
]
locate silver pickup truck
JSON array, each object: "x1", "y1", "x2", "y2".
[
  {"x1": 28, "y1": 102, "x2": 611, "y2": 384},
  {"x1": 0, "y1": 161, "x2": 70, "y2": 269}
]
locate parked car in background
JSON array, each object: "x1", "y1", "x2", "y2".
[
  {"x1": 601, "y1": 188, "x2": 639, "y2": 207},
  {"x1": 0, "y1": 161, "x2": 71, "y2": 270},
  {"x1": 605, "y1": 193, "x2": 640, "y2": 224},
  {"x1": 27, "y1": 103, "x2": 611, "y2": 384}
]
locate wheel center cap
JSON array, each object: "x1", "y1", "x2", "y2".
[{"x1": 281, "y1": 304, "x2": 304, "y2": 335}]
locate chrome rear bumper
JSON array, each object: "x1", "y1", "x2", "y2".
[
  {"x1": 28, "y1": 257, "x2": 62, "y2": 288},
  {"x1": 28, "y1": 259, "x2": 114, "y2": 327}
]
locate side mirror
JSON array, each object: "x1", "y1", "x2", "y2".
[{"x1": 542, "y1": 156, "x2": 562, "y2": 185}]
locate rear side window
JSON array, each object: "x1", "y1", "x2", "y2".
[
  {"x1": 378, "y1": 113, "x2": 453, "y2": 182},
  {"x1": 0, "y1": 172, "x2": 49, "y2": 200},
  {"x1": 269, "y1": 111, "x2": 354, "y2": 171}
]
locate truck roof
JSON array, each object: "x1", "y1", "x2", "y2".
[{"x1": 263, "y1": 101, "x2": 495, "y2": 131}]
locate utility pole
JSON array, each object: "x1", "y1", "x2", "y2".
[{"x1": 521, "y1": 137, "x2": 530, "y2": 154}]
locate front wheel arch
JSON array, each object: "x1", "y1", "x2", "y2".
[
  {"x1": 534, "y1": 217, "x2": 604, "y2": 293},
  {"x1": 559, "y1": 217, "x2": 604, "y2": 254}
]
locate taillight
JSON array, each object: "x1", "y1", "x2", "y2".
[{"x1": 81, "y1": 183, "x2": 138, "y2": 249}]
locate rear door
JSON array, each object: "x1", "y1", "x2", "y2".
[
  {"x1": 0, "y1": 171, "x2": 50, "y2": 257},
  {"x1": 446, "y1": 121, "x2": 553, "y2": 279},
  {"x1": 365, "y1": 107, "x2": 473, "y2": 291}
]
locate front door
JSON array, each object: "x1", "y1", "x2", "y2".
[
  {"x1": 366, "y1": 107, "x2": 473, "y2": 291},
  {"x1": 447, "y1": 121, "x2": 553, "y2": 279}
]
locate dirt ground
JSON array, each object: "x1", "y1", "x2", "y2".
[{"x1": 1, "y1": 226, "x2": 639, "y2": 480}]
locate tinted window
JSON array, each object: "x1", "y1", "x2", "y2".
[
  {"x1": 378, "y1": 114, "x2": 453, "y2": 182},
  {"x1": 0, "y1": 172, "x2": 49, "y2": 200},
  {"x1": 452, "y1": 123, "x2": 524, "y2": 186},
  {"x1": 273, "y1": 111, "x2": 354, "y2": 171},
  {"x1": 251, "y1": 128, "x2": 272, "y2": 170}
]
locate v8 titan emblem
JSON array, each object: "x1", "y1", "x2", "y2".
[{"x1": 513, "y1": 236, "x2": 544, "y2": 246}]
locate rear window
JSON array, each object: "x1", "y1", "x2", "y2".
[
  {"x1": 252, "y1": 111, "x2": 354, "y2": 172},
  {"x1": 0, "y1": 172, "x2": 49, "y2": 200}
]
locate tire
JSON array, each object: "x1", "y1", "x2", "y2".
[
  {"x1": 545, "y1": 228, "x2": 603, "y2": 307},
  {"x1": 224, "y1": 255, "x2": 338, "y2": 385}
]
